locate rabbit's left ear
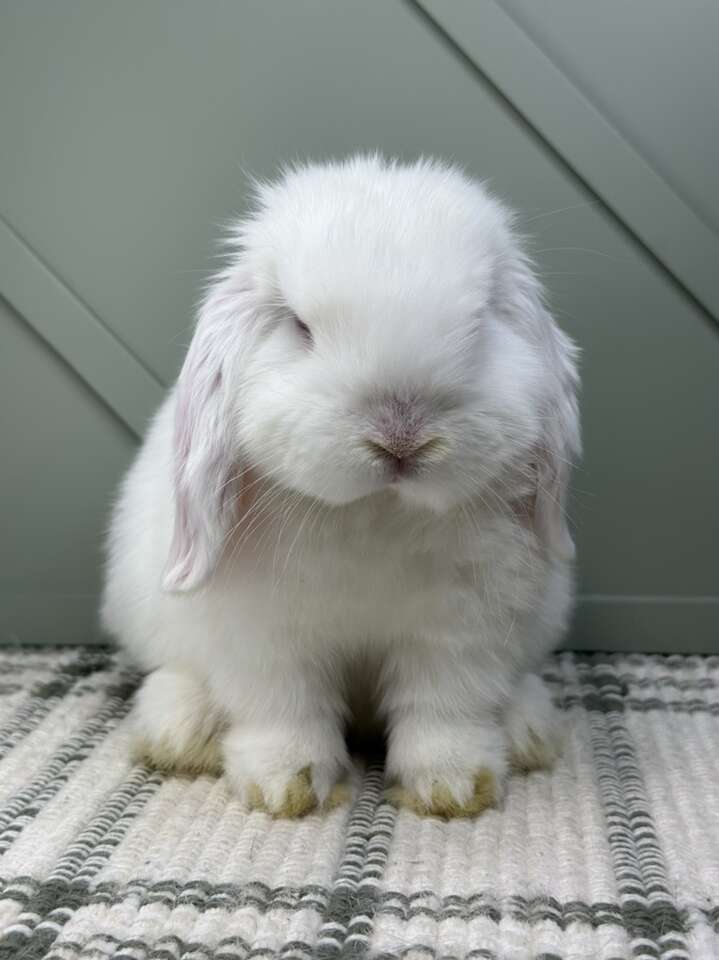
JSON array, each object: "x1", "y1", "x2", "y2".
[
  {"x1": 532, "y1": 444, "x2": 575, "y2": 561},
  {"x1": 531, "y1": 321, "x2": 581, "y2": 562},
  {"x1": 162, "y1": 288, "x2": 247, "y2": 593}
]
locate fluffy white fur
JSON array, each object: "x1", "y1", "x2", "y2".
[{"x1": 102, "y1": 155, "x2": 580, "y2": 817}]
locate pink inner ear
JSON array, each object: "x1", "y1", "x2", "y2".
[
  {"x1": 509, "y1": 458, "x2": 538, "y2": 525},
  {"x1": 536, "y1": 458, "x2": 575, "y2": 561},
  {"x1": 162, "y1": 497, "x2": 197, "y2": 591},
  {"x1": 511, "y1": 491, "x2": 538, "y2": 528},
  {"x1": 214, "y1": 465, "x2": 262, "y2": 560},
  {"x1": 163, "y1": 448, "x2": 260, "y2": 594},
  {"x1": 231, "y1": 465, "x2": 258, "y2": 512},
  {"x1": 510, "y1": 452, "x2": 574, "y2": 561},
  {"x1": 161, "y1": 265, "x2": 262, "y2": 593},
  {"x1": 162, "y1": 344, "x2": 234, "y2": 592}
]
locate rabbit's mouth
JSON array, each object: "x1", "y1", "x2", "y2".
[
  {"x1": 388, "y1": 460, "x2": 413, "y2": 482},
  {"x1": 364, "y1": 435, "x2": 451, "y2": 485}
]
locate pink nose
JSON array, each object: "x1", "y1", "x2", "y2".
[
  {"x1": 367, "y1": 397, "x2": 423, "y2": 460},
  {"x1": 364, "y1": 434, "x2": 448, "y2": 483},
  {"x1": 365, "y1": 434, "x2": 430, "y2": 462},
  {"x1": 364, "y1": 397, "x2": 447, "y2": 467}
]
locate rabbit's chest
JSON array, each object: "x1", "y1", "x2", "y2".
[
  {"x1": 221, "y1": 493, "x2": 542, "y2": 644},
  {"x1": 253, "y1": 512, "x2": 537, "y2": 642},
  {"x1": 281, "y1": 552, "x2": 465, "y2": 639}
]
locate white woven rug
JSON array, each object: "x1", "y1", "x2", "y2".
[{"x1": 0, "y1": 647, "x2": 717, "y2": 960}]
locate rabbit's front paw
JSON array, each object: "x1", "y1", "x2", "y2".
[
  {"x1": 386, "y1": 720, "x2": 508, "y2": 819},
  {"x1": 505, "y1": 673, "x2": 564, "y2": 772},
  {"x1": 131, "y1": 667, "x2": 223, "y2": 776},
  {"x1": 387, "y1": 768, "x2": 500, "y2": 819},
  {"x1": 223, "y1": 722, "x2": 350, "y2": 817}
]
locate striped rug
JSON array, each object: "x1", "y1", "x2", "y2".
[{"x1": 0, "y1": 647, "x2": 717, "y2": 960}]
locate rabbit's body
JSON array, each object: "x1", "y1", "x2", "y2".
[{"x1": 102, "y1": 156, "x2": 579, "y2": 817}]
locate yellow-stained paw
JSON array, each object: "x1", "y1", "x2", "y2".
[
  {"x1": 386, "y1": 769, "x2": 499, "y2": 819},
  {"x1": 245, "y1": 767, "x2": 352, "y2": 818},
  {"x1": 505, "y1": 673, "x2": 563, "y2": 774},
  {"x1": 509, "y1": 726, "x2": 560, "y2": 773},
  {"x1": 130, "y1": 667, "x2": 225, "y2": 778},
  {"x1": 132, "y1": 732, "x2": 223, "y2": 777}
]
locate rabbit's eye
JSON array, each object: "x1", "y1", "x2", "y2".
[{"x1": 293, "y1": 314, "x2": 313, "y2": 346}]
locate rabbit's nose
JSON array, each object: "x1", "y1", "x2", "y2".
[
  {"x1": 364, "y1": 435, "x2": 448, "y2": 465},
  {"x1": 364, "y1": 396, "x2": 449, "y2": 468}
]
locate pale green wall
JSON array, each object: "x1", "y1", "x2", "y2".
[
  {"x1": 1, "y1": 1, "x2": 717, "y2": 649},
  {"x1": 0, "y1": 296, "x2": 136, "y2": 644},
  {"x1": 500, "y1": 0, "x2": 719, "y2": 234}
]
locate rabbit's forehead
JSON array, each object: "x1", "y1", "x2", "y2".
[
  {"x1": 272, "y1": 215, "x2": 497, "y2": 326},
  {"x1": 245, "y1": 163, "x2": 514, "y2": 332},
  {"x1": 277, "y1": 192, "x2": 497, "y2": 266}
]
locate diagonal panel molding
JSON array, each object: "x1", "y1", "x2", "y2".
[
  {"x1": 413, "y1": 0, "x2": 719, "y2": 323},
  {"x1": 0, "y1": 215, "x2": 164, "y2": 438}
]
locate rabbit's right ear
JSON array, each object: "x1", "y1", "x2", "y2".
[
  {"x1": 532, "y1": 320, "x2": 581, "y2": 562},
  {"x1": 162, "y1": 286, "x2": 247, "y2": 593}
]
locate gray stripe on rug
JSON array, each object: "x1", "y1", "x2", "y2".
[
  {"x1": 543, "y1": 670, "x2": 716, "y2": 693},
  {"x1": 0, "y1": 877, "x2": 331, "y2": 916},
  {"x1": 2, "y1": 649, "x2": 717, "y2": 959},
  {"x1": 1, "y1": 875, "x2": 715, "y2": 937},
  {"x1": 0, "y1": 674, "x2": 138, "y2": 855},
  {"x1": 557, "y1": 654, "x2": 719, "y2": 671},
  {"x1": 561, "y1": 695, "x2": 719, "y2": 715},
  {"x1": 0, "y1": 765, "x2": 161, "y2": 959},
  {"x1": 0, "y1": 762, "x2": 394, "y2": 960},
  {"x1": 314, "y1": 761, "x2": 397, "y2": 959},
  {"x1": 586, "y1": 675, "x2": 691, "y2": 959},
  {"x1": 0, "y1": 650, "x2": 112, "y2": 760},
  {"x1": 40, "y1": 931, "x2": 316, "y2": 960}
]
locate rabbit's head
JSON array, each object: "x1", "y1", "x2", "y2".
[{"x1": 163, "y1": 156, "x2": 580, "y2": 591}]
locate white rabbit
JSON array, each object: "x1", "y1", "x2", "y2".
[{"x1": 102, "y1": 155, "x2": 580, "y2": 818}]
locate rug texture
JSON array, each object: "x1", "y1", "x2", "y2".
[{"x1": 0, "y1": 647, "x2": 717, "y2": 960}]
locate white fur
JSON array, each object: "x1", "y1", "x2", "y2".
[{"x1": 102, "y1": 156, "x2": 580, "y2": 814}]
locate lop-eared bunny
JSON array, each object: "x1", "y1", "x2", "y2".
[{"x1": 102, "y1": 156, "x2": 580, "y2": 818}]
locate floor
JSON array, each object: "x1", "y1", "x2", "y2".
[{"x1": 0, "y1": 647, "x2": 717, "y2": 960}]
